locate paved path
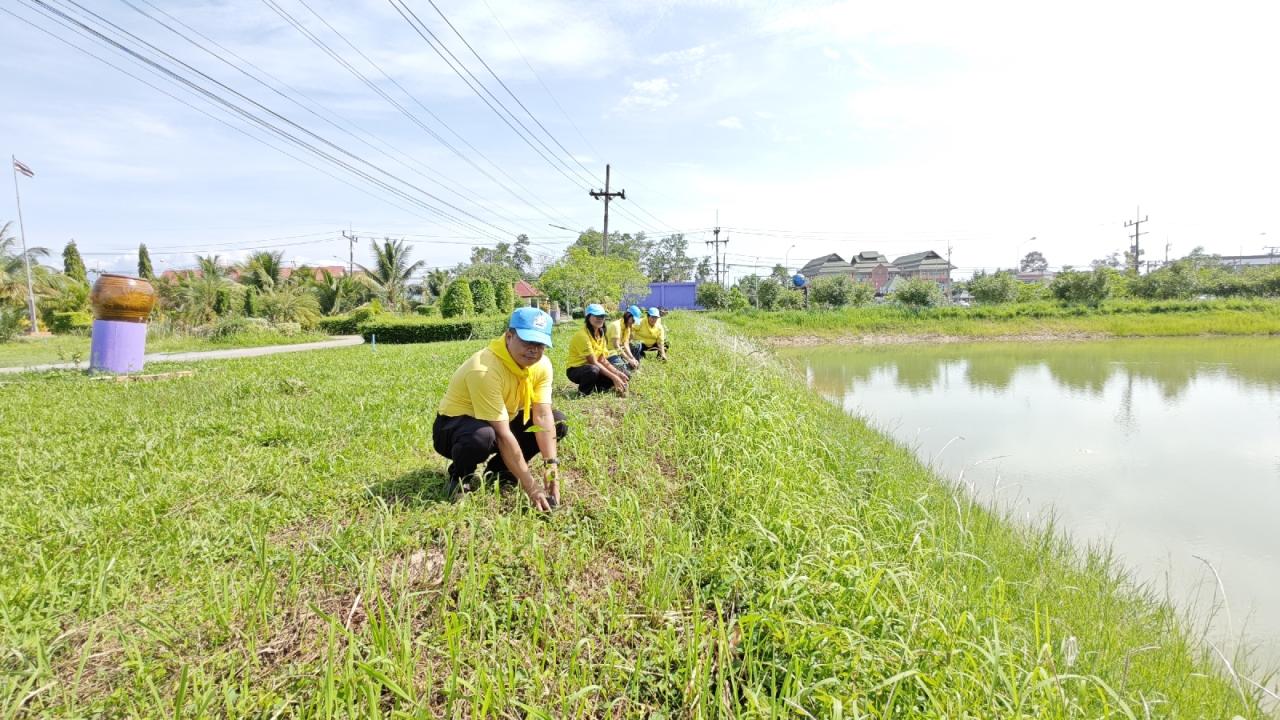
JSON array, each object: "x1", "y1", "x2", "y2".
[{"x1": 0, "y1": 336, "x2": 364, "y2": 374}]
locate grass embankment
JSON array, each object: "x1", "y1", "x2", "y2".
[
  {"x1": 0, "y1": 316, "x2": 1264, "y2": 717},
  {"x1": 0, "y1": 330, "x2": 331, "y2": 368},
  {"x1": 719, "y1": 299, "x2": 1280, "y2": 342}
]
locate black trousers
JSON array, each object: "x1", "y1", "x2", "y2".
[
  {"x1": 566, "y1": 364, "x2": 614, "y2": 395},
  {"x1": 432, "y1": 410, "x2": 568, "y2": 483},
  {"x1": 637, "y1": 341, "x2": 668, "y2": 359}
]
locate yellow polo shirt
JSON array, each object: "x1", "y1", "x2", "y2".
[
  {"x1": 437, "y1": 346, "x2": 553, "y2": 422},
  {"x1": 605, "y1": 318, "x2": 631, "y2": 352},
  {"x1": 566, "y1": 326, "x2": 608, "y2": 368},
  {"x1": 634, "y1": 318, "x2": 666, "y2": 346}
]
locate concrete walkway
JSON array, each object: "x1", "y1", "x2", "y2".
[{"x1": 0, "y1": 336, "x2": 364, "y2": 374}]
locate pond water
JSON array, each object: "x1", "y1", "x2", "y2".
[{"x1": 781, "y1": 337, "x2": 1280, "y2": 680}]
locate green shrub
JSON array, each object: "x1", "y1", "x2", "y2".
[
  {"x1": 756, "y1": 279, "x2": 783, "y2": 310},
  {"x1": 414, "y1": 303, "x2": 440, "y2": 317},
  {"x1": 1016, "y1": 280, "x2": 1050, "y2": 303},
  {"x1": 696, "y1": 283, "x2": 727, "y2": 310},
  {"x1": 1051, "y1": 269, "x2": 1112, "y2": 305},
  {"x1": 242, "y1": 287, "x2": 259, "y2": 317},
  {"x1": 441, "y1": 281, "x2": 474, "y2": 318},
  {"x1": 49, "y1": 311, "x2": 92, "y2": 334},
  {"x1": 968, "y1": 271, "x2": 1019, "y2": 304},
  {"x1": 493, "y1": 280, "x2": 514, "y2": 314},
  {"x1": 469, "y1": 278, "x2": 496, "y2": 315},
  {"x1": 358, "y1": 316, "x2": 507, "y2": 344},
  {"x1": 214, "y1": 286, "x2": 235, "y2": 316},
  {"x1": 0, "y1": 306, "x2": 21, "y2": 342},
  {"x1": 893, "y1": 278, "x2": 944, "y2": 308},
  {"x1": 727, "y1": 286, "x2": 750, "y2": 311},
  {"x1": 317, "y1": 305, "x2": 381, "y2": 335},
  {"x1": 272, "y1": 321, "x2": 302, "y2": 337},
  {"x1": 208, "y1": 316, "x2": 271, "y2": 340},
  {"x1": 810, "y1": 276, "x2": 871, "y2": 308}
]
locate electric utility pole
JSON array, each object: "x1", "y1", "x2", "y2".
[
  {"x1": 1124, "y1": 207, "x2": 1148, "y2": 275},
  {"x1": 706, "y1": 212, "x2": 729, "y2": 286},
  {"x1": 589, "y1": 164, "x2": 625, "y2": 256},
  {"x1": 11, "y1": 156, "x2": 38, "y2": 334},
  {"x1": 342, "y1": 227, "x2": 357, "y2": 275}
]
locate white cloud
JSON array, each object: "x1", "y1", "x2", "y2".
[
  {"x1": 618, "y1": 77, "x2": 677, "y2": 109},
  {"x1": 822, "y1": 47, "x2": 842, "y2": 60},
  {"x1": 717, "y1": 116, "x2": 744, "y2": 130},
  {"x1": 651, "y1": 45, "x2": 708, "y2": 65}
]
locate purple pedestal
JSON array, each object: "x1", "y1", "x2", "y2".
[{"x1": 90, "y1": 319, "x2": 148, "y2": 373}]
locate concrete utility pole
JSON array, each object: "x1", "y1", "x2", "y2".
[
  {"x1": 10, "y1": 155, "x2": 39, "y2": 334},
  {"x1": 1124, "y1": 207, "x2": 1148, "y2": 275},
  {"x1": 589, "y1": 164, "x2": 625, "y2": 256},
  {"x1": 342, "y1": 228, "x2": 357, "y2": 275},
  {"x1": 705, "y1": 211, "x2": 729, "y2": 286}
]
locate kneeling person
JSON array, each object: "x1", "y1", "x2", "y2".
[
  {"x1": 433, "y1": 307, "x2": 566, "y2": 511},
  {"x1": 634, "y1": 307, "x2": 669, "y2": 360},
  {"x1": 566, "y1": 304, "x2": 629, "y2": 395},
  {"x1": 605, "y1": 306, "x2": 641, "y2": 377}
]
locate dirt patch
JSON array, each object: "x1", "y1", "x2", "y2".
[{"x1": 765, "y1": 331, "x2": 1110, "y2": 347}]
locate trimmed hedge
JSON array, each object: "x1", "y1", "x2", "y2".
[
  {"x1": 317, "y1": 306, "x2": 380, "y2": 335},
  {"x1": 358, "y1": 316, "x2": 508, "y2": 344},
  {"x1": 50, "y1": 311, "x2": 92, "y2": 334}
]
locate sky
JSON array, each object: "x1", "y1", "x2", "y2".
[{"x1": 3, "y1": 0, "x2": 1279, "y2": 282}]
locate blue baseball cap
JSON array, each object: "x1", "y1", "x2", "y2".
[
  {"x1": 508, "y1": 307, "x2": 553, "y2": 347},
  {"x1": 584, "y1": 303, "x2": 608, "y2": 317},
  {"x1": 626, "y1": 304, "x2": 643, "y2": 320},
  {"x1": 647, "y1": 307, "x2": 661, "y2": 317}
]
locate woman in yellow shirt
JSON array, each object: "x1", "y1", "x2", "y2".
[
  {"x1": 605, "y1": 305, "x2": 642, "y2": 377},
  {"x1": 566, "y1": 304, "x2": 629, "y2": 395}
]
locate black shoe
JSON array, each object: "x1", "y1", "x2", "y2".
[{"x1": 445, "y1": 475, "x2": 475, "y2": 500}]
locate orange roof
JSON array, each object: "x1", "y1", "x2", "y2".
[{"x1": 514, "y1": 279, "x2": 542, "y2": 297}]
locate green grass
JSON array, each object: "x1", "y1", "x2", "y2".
[
  {"x1": 718, "y1": 299, "x2": 1280, "y2": 340},
  {"x1": 0, "y1": 316, "x2": 1267, "y2": 716},
  {"x1": 0, "y1": 330, "x2": 331, "y2": 368}
]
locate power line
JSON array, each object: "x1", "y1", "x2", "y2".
[
  {"x1": 269, "y1": 0, "x2": 580, "y2": 231},
  {"x1": 4, "y1": 3, "x2": 457, "y2": 229},
  {"x1": 123, "y1": 0, "x2": 533, "y2": 235},
  {"x1": 28, "y1": 0, "x2": 510, "y2": 241}
]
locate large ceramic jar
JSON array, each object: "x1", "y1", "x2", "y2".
[{"x1": 90, "y1": 274, "x2": 157, "y2": 323}]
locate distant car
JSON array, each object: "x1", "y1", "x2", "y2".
[{"x1": 954, "y1": 300, "x2": 971, "y2": 307}]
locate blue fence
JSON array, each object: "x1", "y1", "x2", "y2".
[{"x1": 629, "y1": 282, "x2": 702, "y2": 310}]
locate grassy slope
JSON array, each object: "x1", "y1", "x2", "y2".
[
  {"x1": 718, "y1": 301, "x2": 1280, "y2": 340},
  {"x1": 0, "y1": 331, "x2": 332, "y2": 368},
  {"x1": 0, "y1": 316, "x2": 1262, "y2": 717}
]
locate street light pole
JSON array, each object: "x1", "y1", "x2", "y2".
[
  {"x1": 784, "y1": 244, "x2": 797, "y2": 275},
  {"x1": 11, "y1": 155, "x2": 39, "y2": 334}
]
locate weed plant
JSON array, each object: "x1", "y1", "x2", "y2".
[{"x1": 0, "y1": 317, "x2": 1265, "y2": 716}]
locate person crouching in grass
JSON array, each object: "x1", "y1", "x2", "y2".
[
  {"x1": 433, "y1": 307, "x2": 565, "y2": 511},
  {"x1": 606, "y1": 305, "x2": 642, "y2": 377},
  {"x1": 634, "y1": 306, "x2": 669, "y2": 360},
  {"x1": 566, "y1": 303, "x2": 629, "y2": 396}
]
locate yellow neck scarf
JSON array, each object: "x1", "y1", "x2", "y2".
[{"x1": 488, "y1": 336, "x2": 534, "y2": 423}]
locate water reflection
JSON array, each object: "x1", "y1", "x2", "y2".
[
  {"x1": 783, "y1": 336, "x2": 1280, "y2": 679},
  {"x1": 801, "y1": 338, "x2": 1280, "y2": 406}
]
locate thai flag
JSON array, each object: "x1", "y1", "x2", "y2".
[{"x1": 12, "y1": 158, "x2": 34, "y2": 178}]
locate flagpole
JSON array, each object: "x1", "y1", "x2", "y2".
[{"x1": 12, "y1": 155, "x2": 40, "y2": 334}]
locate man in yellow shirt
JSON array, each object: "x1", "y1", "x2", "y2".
[
  {"x1": 434, "y1": 307, "x2": 565, "y2": 510},
  {"x1": 633, "y1": 306, "x2": 669, "y2": 360}
]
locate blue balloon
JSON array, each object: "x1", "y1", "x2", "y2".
[{"x1": 791, "y1": 273, "x2": 807, "y2": 288}]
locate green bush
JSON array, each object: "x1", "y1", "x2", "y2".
[
  {"x1": 316, "y1": 305, "x2": 381, "y2": 335},
  {"x1": 0, "y1": 306, "x2": 21, "y2": 342},
  {"x1": 208, "y1": 316, "x2": 271, "y2": 340},
  {"x1": 1051, "y1": 269, "x2": 1113, "y2": 305},
  {"x1": 358, "y1": 316, "x2": 507, "y2": 344},
  {"x1": 809, "y1": 276, "x2": 873, "y2": 308},
  {"x1": 242, "y1": 287, "x2": 259, "y2": 317},
  {"x1": 756, "y1": 279, "x2": 783, "y2": 310},
  {"x1": 727, "y1": 286, "x2": 750, "y2": 311},
  {"x1": 469, "y1": 278, "x2": 496, "y2": 315},
  {"x1": 968, "y1": 271, "x2": 1019, "y2": 304},
  {"x1": 493, "y1": 280, "x2": 514, "y2": 314},
  {"x1": 49, "y1": 311, "x2": 92, "y2": 334},
  {"x1": 214, "y1": 286, "x2": 235, "y2": 317},
  {"x1": 441, "y1": 281, "x2": 474, "y2": 318},
  {"x1": 414, "y1": 303, "x2": 440, "y2": 317},
  {"x1": 893, "y1": 278, "x2": 944, "y2": 308},
  {"x1": 696, "y1": 283, "x2": 727, "y2": 310}
]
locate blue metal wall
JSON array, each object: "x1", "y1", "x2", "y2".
[{"x1": 629, "y1": 282, "x2": 702, "y2": 310}]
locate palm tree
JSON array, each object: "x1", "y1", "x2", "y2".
[
  {"x1": 196, "y1": 254, "x2": 228, "y2": 280},
  {"x1": 311, "y1": 269, "x2": 367, "y2": 315},
  {"x1": 425, "y1": 268, "x2": 451, "y2": 300},
  {"x1": 259, "y1": 285, "x2": 320, "y2": 327},
  {"x1": 237, "y1": 251, "x2": 284, "y2": 290},
  {"x1": 358, "y1": 237, "x2": 424, "y2": 311},
  {"x1": 1, "y1": 221, "x2": 51, "y2": 308}
]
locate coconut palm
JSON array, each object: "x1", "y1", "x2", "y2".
[
  {"x1": 425, "y1": 268, "x2": 451, "y2": 300},
  {"x1": 311, "y1": 269, "x2": 368, "y2": 315},
  {"x1": 259, "y1": 284, "x2": 320, "y2": 327},
  {"x1": 237, "y1": 251, "x2": 284, "y2": 290},
  {"x1": 197, "y1": 254, "x2": 228, "y2": 280},
  {"x1": 358, "y1": 237, "x2": 424, "y2": 311},
  {"x1": 0, "y1": 221, "x2": 51, "y2": 308}
]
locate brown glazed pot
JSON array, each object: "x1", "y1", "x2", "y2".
[{"x1": 90, "y1": 274, "x2": 157, "y2": 323}]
